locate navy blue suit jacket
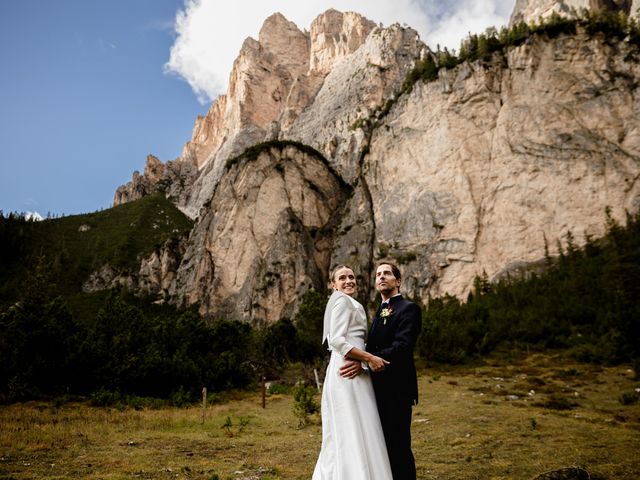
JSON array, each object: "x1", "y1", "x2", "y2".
[{"x1": 366, "y1": 294, "x2": 422, "y2": 404}]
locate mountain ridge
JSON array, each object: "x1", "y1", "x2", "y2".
[{"x1": 110, "y1": 4, "x2": 640, "y2": 323}]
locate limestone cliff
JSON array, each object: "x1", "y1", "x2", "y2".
[
  {"x1": 113, "y1": 155, "x2": 197, "y2": 207},
  {"x1": 169, "y1": 142, "x2": 351, "y2": 322},
  {"x1": 510, "y1": 0, "x2": 634, "y2": 25},
  {"x1": 114, "y1": 10, "x2": 378, "y2": 219},
  {"x1": 109, "y1": 7, "x2": 640, "y2": 323},
  {"x1": 82, "y1": 236, "x2": 189, "y2": 300},
  {"x1": 363, "y1": 31, "x2": 640, "y2": 300}
]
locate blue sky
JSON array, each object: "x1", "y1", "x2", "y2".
[
  {"x1": 0, "y1": 0, "x2": 513, "y2": 217},
  {"x1": 0, "y1": 0, "x2": 202, "y2": 216}
]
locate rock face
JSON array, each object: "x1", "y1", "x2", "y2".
[
  {"x1": 309, "y1": 10, "x2": 378, "y2": 74},
  {"x1": 510, "y1": 0, "x2": 588, "y2": 25},
  {"x1": 364, "y1": 31, "x2": 640, "y2": 300},
  {"x1": 589, "y1": 0, "x2": 632, "y2": 13},
  {"x1": 113, "y1": 155, "x2": 197, "y2": 207},
  {"x1": 169, "y1": 143, "x2": 351, "y2": 322},
  {"x1": 280, "y1": 22, "x2": 425, "y2": 295},
  {"x1": 114, "y1": 10, "x2": 379, "y2": 219},
  {"x1": 110, "y1": 8, "x2": 640, "y2": 323},
  {"x1": 283, "y1": 23, "x2": 425, "y2": 181},
  {"x1": 510, "y1": 0, "x2": 633, "y2": 24},
  {"x1": 82, "y1": 237, "x2": 188, "y2": 300}
]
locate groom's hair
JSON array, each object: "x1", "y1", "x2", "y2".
[{"x1": 376, "y1": 261, "x2": 401, "y2": 280}]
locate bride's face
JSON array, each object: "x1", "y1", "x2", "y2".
[{"x1": 332, "y1": 267, "x2": 357, "y2": 296}]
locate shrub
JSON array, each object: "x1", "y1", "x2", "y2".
[
  {"x1": 295, "y1": 288, "x2": 329, "y2": 363},
  {"x1": 268, "y1": 383, "x2": 292, "y2": 395},
  {"x1": 292, "y1": 383, "x2": 320, "y2": 427},
  {"x1": 1, "y1": 286, "x2": 258, "y2": 401},
  {"x1": 170, "y1": 386, "x2": 194, "y2": 407},
  {"x1": 619, "y1": 391, "x2": 640, "y2": 405},
  {"x1": 89, "y1": 388, "x2": 121, "y2": 407},
  {"x1": 418, "y1": 210, "x2": 640, "y2": 366}
]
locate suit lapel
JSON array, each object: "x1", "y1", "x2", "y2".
[
  {"x1": 370, "y1": 295, "x2": 403, "y2": 335},
  {"x1": 379, "y1": 295, "x2": 401, "y2": 328},
  {"x1": 371, "y1": 304, "x2": 383, "y2": 332}
]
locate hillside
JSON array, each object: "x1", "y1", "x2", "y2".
[
  {"x1": 0, "y1": 193, "x2": 193, "y2": 312},
  {"x1": 1, "y1": 197, "x2": 638, "y2": 403}
]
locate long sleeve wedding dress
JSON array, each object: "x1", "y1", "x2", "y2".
[{"x1": 312, "y1": 290, "x2": 392, "y2": 480}]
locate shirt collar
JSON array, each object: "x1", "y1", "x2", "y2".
[{"x1": 382, "y1": 293, "x2": 401, "y2": 306}]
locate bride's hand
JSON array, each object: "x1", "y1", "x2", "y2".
[
  {"x1": 368, "y1": 355, "x2": 390, "y2": 372},
  {"x1": 339, "y1": 358, "x2": 363, "y2": 379}
]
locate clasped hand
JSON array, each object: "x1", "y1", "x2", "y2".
[
  {"x1": 339, "y1": 355, "x2": 389, "y2": 379},
  {"x1": 367, "y1": 354, "x2": 390, "y2": 372}
]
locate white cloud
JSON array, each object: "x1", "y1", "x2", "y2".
[
  {"x1": 164, "y1": 0, "x2": 514, "y2": 104},
  {"x1": 425, "y1": 0, "x2": 514, "y2": 51}
]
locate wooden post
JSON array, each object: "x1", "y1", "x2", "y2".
[
  {"x1": 314, "y1": 368, "x2": 321, "y2": 391},
  {"x1": 261, "y1": 375, "x2": 266, "y2": 409},
  {"x1": 201, "y1": 387, "x2": 207, "y2": 424}
]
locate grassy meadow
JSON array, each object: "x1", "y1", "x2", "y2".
[{"x1": 1, "y1": 354, "x2": 639, "y2": 480}]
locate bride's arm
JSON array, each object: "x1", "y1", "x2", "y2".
[
  {"x1": 327, "y1": 297, "x2": 389, "y2": 372},
  {"x1": 326, "y1": 296, "x2": 356, "y2": 356},
  {"x1": 327, "y1": 296, "x2": 389, "y2": 373},
  {"x1": 344, "y1": 347, "x2": 389, "y2": 373}
]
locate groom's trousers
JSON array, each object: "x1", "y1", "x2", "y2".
[{"x1": 377, "y1": 396, "x2": 416, "y2": 480}]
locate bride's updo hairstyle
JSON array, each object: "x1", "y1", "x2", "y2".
[{"x1": 330, "y1": 264, "x2": 353, "y2": 283}]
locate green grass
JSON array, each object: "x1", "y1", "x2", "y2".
[{"x1": 1, "y1": 354, "x2": 638, "y2": 479}]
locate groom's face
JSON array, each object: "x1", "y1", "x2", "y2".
[{"x1": 375, "y1": 264, "x2": 400, "y2": 297}]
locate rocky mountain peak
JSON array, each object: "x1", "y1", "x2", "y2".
[
  {"x1": 258, "y1": 12, "x2": 310, "y2": 73},
  {"x1": 112, "y1": 7, "x2": 640, "y2": 323},
  {"x1": 115, "y1": 9, "x2": 394, "y2": 219},
  {"x1": 309, "y1": 9, "x2": 377, "y2": 74},
  {"x1": 510, "y1": 0, "x2": 635, "y2": 24}
]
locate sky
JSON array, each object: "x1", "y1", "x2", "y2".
[{"x1": 0, "y1": 0, "x2": 513, "y2": 217}]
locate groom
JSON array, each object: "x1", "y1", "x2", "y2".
[{"x1": 340, "y1": 262, "x2": 422, "y2": 479}]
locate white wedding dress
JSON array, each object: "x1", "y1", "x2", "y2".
[{"x1": 312, "y1": 290, "x2": 392, "y2": 480}]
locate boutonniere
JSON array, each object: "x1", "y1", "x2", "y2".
[{"x1": 380, "y1": 307, "x2": 393, "y2": 325}]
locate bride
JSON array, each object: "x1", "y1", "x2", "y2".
[{"x1": 312, "y1": 265, "x2": 393, "y2": 480}]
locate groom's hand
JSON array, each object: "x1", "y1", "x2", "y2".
[{"x1": 339, "y1": 358, "x2": 363, "y2": 379}]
